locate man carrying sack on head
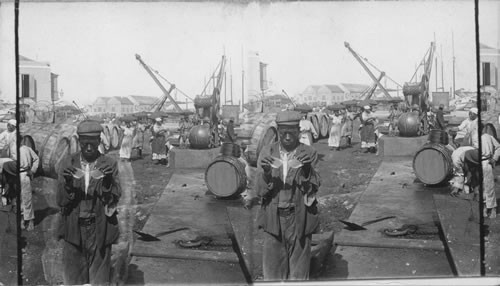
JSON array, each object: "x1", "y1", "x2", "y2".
[
  {"x1": 57, "y1": 120, "x2": 121, "y2": 285},
  {"x1": 254, "y1": 110, "x2": 320, "y2": 281},
  {"x1": 453, "y1": 107, "x2": 478, "y2": 147}
]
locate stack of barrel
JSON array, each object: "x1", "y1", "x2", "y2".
[
  {"x1": 101, "y1": 123, "x2": 123, "y2": 151},
  {"x1": 235, "y1": 112, "x2": 279, "y2": 167},
  {"x1": 413, "y1": 128, "x2": 454, "y2": 186},
  {"x1": 20, "y1": 123, "x2": 80, "y2": 179},
  {"x1": 307, "y1": 112, "x2": 330, "y2": 140},
  {"x1": 205, "y1": 142, "x2": 247, "y2": 199}
]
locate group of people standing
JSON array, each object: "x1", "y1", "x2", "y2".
[
  {"x1": 327, "y1": 108, "x2": 356, "y2": 151},
  {"x1": 117, "y1": 119, "x2": 146, "y2": 162},
  {"x1": 450, "y1": 107, "x2": 499, "y2": 219}
]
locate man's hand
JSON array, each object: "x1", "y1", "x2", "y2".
[
  {"x1": 260, "y1": 155, "x2": 275, "y2": 174},
  {"x1": 99, "y1": 165, "x2": 114, "y2": 177},
  {"x1": 295, "y1": 153, "x2": 314, "y2": 165},
  {"x1": 99, "y1": 164, "x2": 114, "y2": 189},
  {"x1": 62, "y1": 166, "x2": 76, "y2": 183},
  {"x1": 489, "y1": 158, "x2": 496, "y2": 166}
]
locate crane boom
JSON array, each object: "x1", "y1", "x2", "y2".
[
  {"x1": 135, "y1": 54, "x2": 183, "y2": 112},
  {"x1": 210, "y1": 55, "x2": 226, "y2": 146},
  {"x1": 362, "y1": 72, "x2": 386, "y2": 101},
  {"x1": 344, "y1": 42, "x2": 392, "y2": 99}
]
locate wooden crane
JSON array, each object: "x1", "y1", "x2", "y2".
[
  {"x1": 344, "y1": 42, "x2": 393, "y2": 99},
  {"x1": 135, "y1": 54, "x2": 183, "y2": 113}
]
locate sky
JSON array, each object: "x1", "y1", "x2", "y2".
[{"x1": 0, "y1": 1, "x2": 499, "y2": 107}]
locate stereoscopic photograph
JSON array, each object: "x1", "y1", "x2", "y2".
[{"x1": 0, "y1": 0, "x2": 499, "y2": 285}]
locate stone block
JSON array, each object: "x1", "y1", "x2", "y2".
[
  {"x1": 378, "y1": 135, "x2": 428, "y2": 157},
  {"x1": 170, "y1": 148, "x2": 221, "y2": 169}
]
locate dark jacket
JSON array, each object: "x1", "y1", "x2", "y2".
[
  {"x1": 57, "y1": 152, "x2": 121, "y2": 248},
  {"x1": 226, "y1": 121, "x2": 236, "y2": 142},
  {"x1": 436, "y1": 109, "x2": 446, "y2": 130},
  {"x1": 255, "y1": 142, "x2": 320, "y2": 239}
]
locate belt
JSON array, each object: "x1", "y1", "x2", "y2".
[
  {"x1": 78, "y1": 217, "x2": 96, "y2": 226},
  {"x1": 278, "y1": 207, "x2": 295, "y2": 217}
]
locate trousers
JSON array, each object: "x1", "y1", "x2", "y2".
[
  {"x1": 63, "y1": 222, "x2": 112, "y2": 285},
  {"x1": 262, "y1": 212, "x2": 311, "y2": 281},
  {"x1": 20, "y1": 172, "x2": 34, "y2": 221}
]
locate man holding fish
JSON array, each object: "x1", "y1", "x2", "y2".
[
  {"x1": 57, "y1": 120, "x2": 121, "y2": 285},
  {"x1": 255, "y1": 110, "x2": 321, "y2": 281}
]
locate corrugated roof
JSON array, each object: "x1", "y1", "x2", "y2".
[
  {"x1": 129, "y1": 95, "x2": 158, "y2": 105},
  {"x1": 19, "y1": 55, "x2": 50, "y2": 67},
  {"x1": 266, "y1": 94, "x2": 288, "y2": 100},
  {"x1": 94, "y1": 97, "x2": 111, "y2": 103},
  {"x1": 20, "y1": 55, "x2": 35, "y2": 62},
  {"x1": 116, "y1": 96, "x2": 134, "y2": 105},
  {"x1": 304, "y1": 85, "x2": 322, "y2": 92},
  {"x1": 480, "y1": 43, "x2": 495, "y2": 50},
  {"x1": 323, "y1": 84, "x2": 344, "y2": 93},
  {"x1": 340, "y1": 83, "x2": 370, "y2": 93}
]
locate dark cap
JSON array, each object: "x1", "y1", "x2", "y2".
[
  {"x1": 276, "y1": 111, "x2": 302, "y2": 126},
  {"x1": 77, "y1": 120, "x2": 103, "y2": 137}
]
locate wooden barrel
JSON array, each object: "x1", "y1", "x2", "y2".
[
  {"x1": 20, "y1": 123, "x2": 73, "y2": 179},
  {"x1": 237, "y1": 112, "x2": 277, "y2": 139},
  {"x1": 205, "y1": 155, "x2": 247, "y2": 198},
  {"x1": 428, "y1": 129, "x2": 449, "y2": 145},
  {"x1": 318, "y1": 113, "x2": 329, "y2": 138},
  {"x1": 220, "y1": 142, "x2": 241, "y2": 157},
  {"x1": 102, "y1": 124, "x2": 111, "y2": 146},
  {"x1": 307, "y1": 114, "x2": 320, "y2": 139},
  {"x1": 413, "y1": 143, "x2": 453, "y2": 185},
  {"x1": 236, "y1": 112, "x2": 278, "y2": 166},
  {"x1": 397, "y1": 112, "x2": 420, "y2": 137},
  {"x1": 189, "y1": 125, "x2": 211, "y2": 149},
  {"x1": 110, "y1": 125, "x2": 121, "y2": 149},
  {"x1": 246, "y1": 122, "x2": 278, "y2": 167},
  {"x1": 69, "y1": 134, "x2": 80, "y2": 154}
]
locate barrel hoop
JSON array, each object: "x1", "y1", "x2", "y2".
[
  {"x1": 205, "y1": 155, "x2": 247, "y2": 198},
  {"x1": 413, "y1": 143, "x2": 453, "y2": 185}
]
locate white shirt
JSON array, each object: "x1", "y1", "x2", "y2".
[
  {"x1": 456, "y1": 118, "x2": 477, "y2": 140},
  {"x1": 481, "y1": 133, "x2": 500, "y2": 161},
  {"x1": 0, "y1": 130, "x2": 15, "y2": 151},
  {"x1": 19, "y1": 145, "x2": 39, "y2": 173},
  {"x1": 279, "y1": 147, "x2": 296, "y2": 181}
]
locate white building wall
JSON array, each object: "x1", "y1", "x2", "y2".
[{"x1": 19, "y1": 65, "x2": 53, "y2": 103}]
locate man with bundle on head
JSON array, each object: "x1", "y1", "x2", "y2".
[
  {"x1": 453, "y1": 107, "x2": 478, "y2": 147},
  {"x1": 360, "y1": 105, "x2": 378, "y2": 153},
  {"x1": 0, "y1": 119, "x2": 16, "y2": 154},
  {"x1": 57, "y1": 120, "x2": 121, "y2": 285},
  {"x1": 298, "y1": 113, "x2": 318, "y2": 146},
  {"x1": 0, "y1": 119, "x2": 17, "y2": 174},
  {"x1": 254, "y1": 110, "x2": 320, "y2": 281}
]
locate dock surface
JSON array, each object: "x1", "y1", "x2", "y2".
[{"x1": 127, "y1": 170, "x2": 247, "y2": 285}]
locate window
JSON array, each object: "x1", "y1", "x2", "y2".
[
  {"x1": 21, "y1": 74, "x2": 30, "y2": 98},
  {"x1": 482, "y1": 62, "x2": 491, "y2": 86}
]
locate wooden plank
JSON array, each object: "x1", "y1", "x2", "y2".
[
  {"x1": 335, "y1": 234, "x2": 444, "y2": 251},
  {"x1": 433, "y1": 194, "x2": 480, "y2": 276},
  {"x1": 226, "y1": 206, "x2": 263, "y2": 280},
  {"x1": 131, "y1": 244, "x2": 239, "y2": 264}
]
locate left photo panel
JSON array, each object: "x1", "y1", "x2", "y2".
[{"x1": 0, "y1": 1, "x2": 20, "y2": 285}]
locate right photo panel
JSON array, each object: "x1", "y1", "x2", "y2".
[{"x1": 479, "y1": 0, "x2": 500, "y2": 276}]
